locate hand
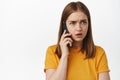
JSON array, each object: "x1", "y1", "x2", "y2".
[{"x1": 59, "y1": 30, "x2": 73, "y2": 57}]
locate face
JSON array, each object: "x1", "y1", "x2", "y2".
[{"x1": 66, "y1": 11, "x2": 88, "y2": 43}]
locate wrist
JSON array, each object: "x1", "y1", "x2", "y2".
[{"x1": 61, "y1": 54, "x2": 69, "y2": 59}]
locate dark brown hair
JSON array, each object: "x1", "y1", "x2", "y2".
[{"x1": 55, "y1": 1, "x2": 96, "y2": 59}]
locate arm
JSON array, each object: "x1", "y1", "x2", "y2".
[
  {"x1": 46, "y1": 55, "x2": 68, "y2": 80},
  {"x1": 46, "y1": 31, "x2": 72, "y2": 80},
  {"x1": 99, "y1": 72, "x2": 110, "y2": 80}
]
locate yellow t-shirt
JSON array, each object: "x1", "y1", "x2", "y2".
[{"x1": 44, "y1": 45, "x2": 110, "y2": 80}]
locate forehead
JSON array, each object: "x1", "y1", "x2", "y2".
[{"x1": 67, "y1": 11, "x2": 88, "y2": 21}]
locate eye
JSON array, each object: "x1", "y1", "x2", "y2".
[
  {"x1": 81, "y1": 20, "x2": 87, "y2": 25},
  {"x1": 70, "y1": 21, "x2": 76, "y2": 25}
]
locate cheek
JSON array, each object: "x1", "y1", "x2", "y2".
[
  {"x1": 68, "y1": 28, "x2": 74, "y2": 34},
  {"x1": 84, "y1": 27, "x2": 88, "y2": 34},
  {"x1": 68, "y1": 27, "x2": 73, "y2": 33}
]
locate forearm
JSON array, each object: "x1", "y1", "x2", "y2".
[
  {"x1": 48, "y1": 55, "x2": 68, "y2": 80},
  {"x1": 99, "y1": 72, "x2": 110, "y2": 80}
]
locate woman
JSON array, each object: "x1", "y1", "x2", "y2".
[{"x1": 44, "y1": 1, "x2": 110, "y2": 80}]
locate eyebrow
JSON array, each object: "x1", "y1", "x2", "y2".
[
  {"x1": 81, "y1": 19, "x2": 87, "y2": 22},
  {"x1": 68, "y1": 19, "x2": 87, "y2": 22}
]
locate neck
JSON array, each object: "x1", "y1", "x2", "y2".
[{"x1": 72, "y1": 41, "x2": 83, "y2": 48}]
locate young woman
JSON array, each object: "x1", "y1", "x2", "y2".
[{"x1": 44, "y1": 1, "x2": 110, "y2": 80}]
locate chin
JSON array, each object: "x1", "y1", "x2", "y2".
[{"x1": 73, "y1": 38, "x2": 83, "y2": 42}]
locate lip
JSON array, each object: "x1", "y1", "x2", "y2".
[{"x1": 75, "y1": 33, "x2": 82, "y2": 37}]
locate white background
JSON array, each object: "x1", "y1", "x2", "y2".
[{"x1": 0, "y1": 0, "x2": 120, "y2": 80}]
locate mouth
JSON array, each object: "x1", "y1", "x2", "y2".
[{"x1": 75, "y1": 33, "x2": 83, "y2": 38}]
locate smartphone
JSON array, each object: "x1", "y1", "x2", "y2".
[
  {"x1": 62, "y1": 23, "x2": 72, "y2": 47},
  {"x1": 62, "y1": 23, "x2": 69, "y2": 34},
  {"x1": 62, "y1": 22, "x2": 71, "y2": 38}
]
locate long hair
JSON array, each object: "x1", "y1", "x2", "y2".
[{"x1": 55, "y1": 1, "x2": 96, "y2": 59}]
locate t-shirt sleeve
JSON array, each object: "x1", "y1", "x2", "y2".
[
  {"x1": 44, "y1": 46, "x2": 58, "y2": 72},
  {"x1": 96, "y1": 47, "x2": 110, "y2": 73}
]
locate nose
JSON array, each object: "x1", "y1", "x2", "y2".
[{"x1": 76, "y1": 23, "x2": 82, "y2": 31}]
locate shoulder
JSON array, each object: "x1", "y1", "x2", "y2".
[
  {"x1": 48, "y1": 44, "x2": 57, "y2": 49},
  {"x1": 44, "y1": 45, "x2": 59, "y2": 71},
  {"x1": 94, "y1": 45, "x2": 110, "y2": 73},
  {"x1": 95, "y1": 45, "x2": 105, "y2": 53},
  {"x1": 47, "y1": 44, "x2": 57, "y2": 51},
  {"x1": 95, "y1": 45, "x2": 106, "y2": 57},
  {"x1": 46, "y1": 44, "x2": 57, "y2": 55}
]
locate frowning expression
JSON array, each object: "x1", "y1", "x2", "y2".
[{"x1": 66, "y1": 11, "x2": 88, "y2": 43}]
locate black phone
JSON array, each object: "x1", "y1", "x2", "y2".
[
  {"x1": 62, "y1": 23, "x2": 69, "y2": 34},
  {"x1": 62, "y1": 22, "x2": 72, "y2": 47},
  {"x1": 62, "y1": 23, "x2": 71, "y2": 38}
]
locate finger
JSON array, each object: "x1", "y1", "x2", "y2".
[
  {"x1": 68, "y1": 39, "x2": 72, "y2": 47},
  {"x1": 62, "y1": 38, "x2": 72, "y2": 46},
  {"x1": 61, "y1": 33, "x2": 71, "y2": 42},
  {"x1": 67, "y1": 39, "x2": 72, "y2": 47},
  {"x1": 64, "y1": 33, "x2": 71, "y2": 38},
  {"x1": 69, "y1": 42, "x2": 72, "y2": 47},
  {"x1": 63, "y1": 37, "x2": 73, "y2": 43},
  {"x1": 64, "y1": 40, "x2": 72, "y2": 47},
  {"x1": 63, "y1": 30, "x2": 66, "y2": 34}
]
